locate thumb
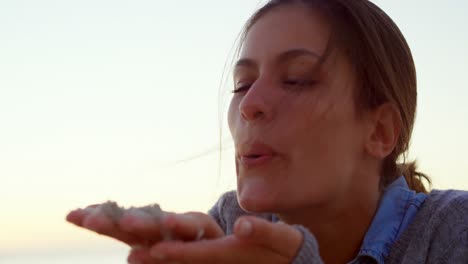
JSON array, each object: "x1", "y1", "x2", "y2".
[{"x1": 233, "y1": 216, "x2": 303, "y2": 257}]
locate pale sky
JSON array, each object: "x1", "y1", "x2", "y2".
[{"x1": 1, "y1": 0, "x2": 467, "y2": 258}]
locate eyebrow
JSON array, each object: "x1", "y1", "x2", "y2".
[{"x1": 234, "y1": 48, "x2": 322, "y2": 70}]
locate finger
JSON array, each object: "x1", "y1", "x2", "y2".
[
  {"x1": 119, "y1": 211, "x2": 219, "y2": 242},
  {"x1": 128, "y1": 246, "x2": 154, "y2": 264},
  {"x1": 149, "y1": 237, "x2": 236, "y2": 263},
  {"x1": 67, "y1": 208, "x2": 142, "y2": 245},
  {"x1": 164, "y1": 212, "x2": 224, "y2": 240},
  {"x1": 65, "y1": 205, "x2": 99, "y2": 226},
  {"x1": 129, "y1": 246, "x2": 183, "y2": 264},
  {"x1": 233, "y1": 216, "x2": 302, "y2": 258},
  {"x1": 119, "y1": 211, "x2": 166, "y2": 241},
  {"x1": 84, "y1": 212, "x2": 146, "y2": 244},
  {"x1": 66, "y1": 209, "x2": 87, "y2": 226},
  {"x1": 149, "y1": 236, "x2": 290, "y2": 264}
]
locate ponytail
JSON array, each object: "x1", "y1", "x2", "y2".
[
  {"x1": 381, "y1": 154, "x2": 431, "y2": 193},
  {"x1": 398, "y1": 161, "x2": 431, "y2": 193}
]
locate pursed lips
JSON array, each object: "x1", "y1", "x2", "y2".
[{"x1": 238, "y1": 141, "x2": 278, "y2": 168}]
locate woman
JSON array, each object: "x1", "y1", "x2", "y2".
[{"x1": 67, "y1": 0, "x2": 468, "y2": 263}]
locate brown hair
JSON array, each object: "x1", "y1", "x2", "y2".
[{"x1": 239, "y1": 0, "x2": 431, "y2": 193}]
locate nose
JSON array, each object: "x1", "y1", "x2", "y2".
[{"x1": 238, "y1": 80, "x2": 271, "y2": 122}]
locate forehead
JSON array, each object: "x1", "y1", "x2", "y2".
[{"x1": 241, "y1": 5, "x2": 331, "y2": 61}]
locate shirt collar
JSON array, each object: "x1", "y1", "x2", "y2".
[{"x1": 354, "y1": 176, "x2": 426, "y2": 264}]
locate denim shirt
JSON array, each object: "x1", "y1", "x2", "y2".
[{"x1": 349, "y1": 176, "x2": 427, "y2": 264}]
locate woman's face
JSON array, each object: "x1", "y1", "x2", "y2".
[{"x1": 228, "y1": 5, "x2": 372, "y2": 213}]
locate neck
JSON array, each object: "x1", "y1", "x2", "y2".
[{"x1": 278, "y1": 183, "x2": 381, "y2": 264}]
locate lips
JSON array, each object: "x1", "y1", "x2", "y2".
[{"x1": 239, "y1": 141, "x2": 277, "y2": 168}]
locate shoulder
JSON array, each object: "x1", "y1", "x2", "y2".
[
  {"x1": 208, "y1": 191, "x2": 243, "y2": 226},
  {"x1": 207, "y1": 190, "x2": 275, "y2": 234},
  {"x1": 423, "y1": 189, "x2": 468, "y2": 226},
  {"x1": 426, "y1": 189, "x2": 468, "y2": 210},
  {"x1": 421, "y1": 189, "x2": 468, "y2": 235},
  {"x1": 387, "y1": 189, "x2": 468, "y2": 263}
]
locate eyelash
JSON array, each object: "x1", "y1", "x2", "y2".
[
  {"x1": 231, "y1": 78, "x2": 316, "y2": 93},
  {"x1": 231, "y1": 84, "x2": 251, "y2": 93},
  {"x1": 283, "y1": 78, "x2": 317, "y2": 88}
]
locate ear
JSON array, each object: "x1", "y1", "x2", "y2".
[{"x1": 364, "y1": 103, "x2": 401, "y2": 159}]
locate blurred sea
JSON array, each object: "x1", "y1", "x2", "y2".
[{"x1": 0, "y1": 248, "x2": 128, "y2": 264}]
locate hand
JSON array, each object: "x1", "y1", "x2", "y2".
[
  {"x1": 66, "y1": 205, "x2": 224, "y2": 247},
  {"x1": 127, "y1": 216, "x2": 303, "y2": 264}
]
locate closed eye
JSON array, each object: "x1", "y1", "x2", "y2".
[
  {"x1": 231, "y1": 79, "x2": 316, "y2": 93},
  {"x1": 231, "y1": 84, "x2": 252, "y2": 93},
  {"x1": 283, "y1": 78, "x2": 316, "y2": 87}
]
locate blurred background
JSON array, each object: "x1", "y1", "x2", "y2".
[{"x1": 1, "y1": 0, "x2": 467, "y2": 263}]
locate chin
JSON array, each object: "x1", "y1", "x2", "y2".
[
  {"x1": 238, "y1": 194, "x2": 275, "y2": 213},
  {"x1": 237, "y1": 181, "x2": 280, "y2": 213}
]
